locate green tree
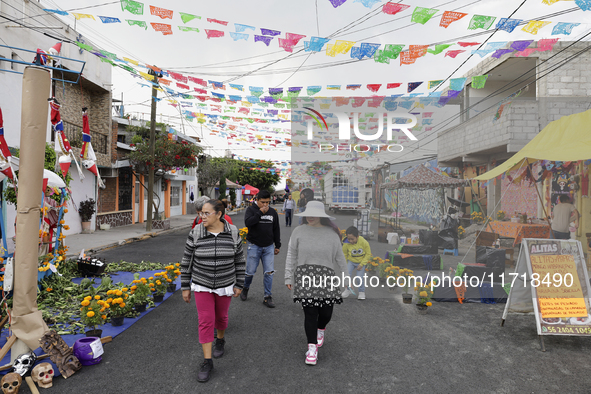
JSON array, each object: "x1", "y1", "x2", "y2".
[{"x1": 218, "y1": 177, "x2": 227, "y2": 200}]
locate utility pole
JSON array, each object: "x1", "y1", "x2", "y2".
[{"x1": 146, "y1": 68, "x2": 160, "y2": 231}]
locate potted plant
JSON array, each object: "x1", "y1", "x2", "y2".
[
  {"x1": 415, "y1": 279, "x2": 434, "y2": 314},
  {"x1": 78, "y1": 198, "x2": 96, "y2": 234},
  {"x1": 399, "y1": 268, "x2": 414, "y2": 304},
  {"x1": 164, "y1": 263, "x2": 181, "y2": 292},
  {"x1": 129, "y1": 274, "x2": 151, "y2": 312},
  {"x1": 496, "y1": 210, "x2": 506, "y2": 221},
  {"x1": 458, "y1": 226, "x2": 465, "y2": 239},
  {"x1": 149, "y1": 274, "x2": 168, "y2": 303},
  {"x1": 80, "y1": 295, "x2": 108, "y2": 337},
  {"x1": 384, "y1": 265, "x2": 399, "y2": 291},
  {"x1": 106, "y1": 288, "x2": 130, "y2": 326}
]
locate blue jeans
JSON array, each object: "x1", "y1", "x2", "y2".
[
  {"x1": 244, "y1": 242, "x2": 275, "y2": 296},
  {"x1": 347, "y1": 260, "x2": 366, "y2": 292},
  {"x1": 285, "y1": 209, "x2": 292, "y2": 226},
  {"x1": 552, "y1": 230, "x2": 570, "y2": 239}
]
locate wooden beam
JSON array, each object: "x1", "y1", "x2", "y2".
[{"x1": 0, "y1": 336, "x2": 112, "y2": 372}]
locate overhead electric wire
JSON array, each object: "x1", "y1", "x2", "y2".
[{"x1": 389, "y1": 28, "x2": 591, "y2": 163}]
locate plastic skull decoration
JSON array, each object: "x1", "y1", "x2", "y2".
[
  {"x1": 31, "y1": 363, "x2": 54, "y2": 389},
  {"x1": 11, "y1": 352, "x2": 37, "y2": 376},
  {"x1": 0, "y1": 373, "x2": 22, "y2": 394}
]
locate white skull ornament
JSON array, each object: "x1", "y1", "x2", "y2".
[
  {"x1": 32, "y1": 363, "x2": 54, "y2": 389},
  {"x1": 0, "y1": 373, "x2": 22, "y2": 394}
]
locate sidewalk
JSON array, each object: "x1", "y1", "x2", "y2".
[{"x1": 64, "y1": 214, "x2": 196, "y2": 258}]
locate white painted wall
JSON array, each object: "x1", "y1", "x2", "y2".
[{"x1": 0, "y1": 1, "x2": 112, "y2": 237}]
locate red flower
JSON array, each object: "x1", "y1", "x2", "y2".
[{"x1": 175, "y1": 155, "x2": 180, "y2": 160}]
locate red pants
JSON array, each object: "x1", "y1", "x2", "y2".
[{"x1": 194, "y1": 291, "x2": 233, "y2": 344}]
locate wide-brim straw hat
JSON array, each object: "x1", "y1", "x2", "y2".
[{"x1": 294, "y1": 201, "x2": 335, "y2": 220}]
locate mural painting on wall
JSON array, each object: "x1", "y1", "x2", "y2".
[
  {"x1": 501, "y1": 166, "x2": 538, "y2": 217},
  {"x1": 398, "y1": 188, "x2": 443, "y2": 225},
  {"x1": 383, "y1": 174, "x2": 398, "y2": 212}
]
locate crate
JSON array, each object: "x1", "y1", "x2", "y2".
[{"x1": 77, "y1": 258, "x2": 107, "y2": 276}]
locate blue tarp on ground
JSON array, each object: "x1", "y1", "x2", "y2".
[{"x1": 0, "y1": 270, "x2": 180, "y2": 377}]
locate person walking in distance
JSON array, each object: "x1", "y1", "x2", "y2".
[
  {"x1": 297, "y1": 188, "x2": 314, "y2": 225},
  {"x1": 551, "y1": 194, "x2": 579, "y2": 239},
  {"x1": 241, "y1": 190, "x2": 281, "y2": 308},
  {"x1": 283, "y1": 194, "x2": 294, "y2": 227},
  {"x1": 285, "y1": 201, "x2": 347, "y2": 365},
  {"x1": 341, "y1": 226, "x2": 372, "y2": 300},
  {"x1": 181, "y1": 199, "x2": 245, "y2": 383}
]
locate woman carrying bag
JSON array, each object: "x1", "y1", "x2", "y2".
[
  {"x1": 285, "y1": 201, "x2": 347, "y2": 365},
  {"x1": 181, "y1": 199, "x2": 245, "y2": 383}
]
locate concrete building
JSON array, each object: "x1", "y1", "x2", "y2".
[
  {"x1": 110, "y1": 116, "x2": 201, "y2": 226},
  {"x1": 0, "y1": 0, "x2": 112, "y2": 241},
  {"x1": 438, "y1": 41, "x2": 591, "y2": 221}
]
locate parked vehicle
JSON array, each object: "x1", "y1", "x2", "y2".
[{"x1": 324, "y1": 168, "x2": 367, "y2": 212}]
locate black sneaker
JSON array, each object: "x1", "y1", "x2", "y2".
[
  {"x1": 212, "y1": 338, "x2": 225, "y2": 359},
  {"x1": 263, "y1": 296, "x2": 275, "y2": 308},
  {"x1": 240, "y1": 288, "x2": 249, "y2": 301},
  {"x1": 197, "y1": 359, "x2": 213, "y2": 383}
]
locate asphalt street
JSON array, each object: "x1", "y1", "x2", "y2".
[{"x1": 45, "y1": 206, "x2": 591, "y2": 393}]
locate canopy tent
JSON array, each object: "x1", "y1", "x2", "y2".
[
  {"x1": 243, "y1": 184, "x2": 259, "y2": 195},
  {"x1": 216, "y1": 178, "x2": 242, "y2": 189},
  {"x1": 476, "y1": 108, "x2": 591, "y2": 180},
  {"x1": 378, "y1": 164, "x2": 470, "y2": 242},
  {"x1": 381, "y1": 164, "x2": 469, "y2": 190}
]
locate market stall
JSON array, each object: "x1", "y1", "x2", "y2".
[
  {"x1": 475, "y1": 108, "x2": 591, "y2": 244},
  {"x1": 379, "y1": 164, "x2": 470, "y2": 243}
]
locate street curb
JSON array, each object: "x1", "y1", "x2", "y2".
[{"x1": 67, "y1": 223, "x2": 193, "y2": 258}]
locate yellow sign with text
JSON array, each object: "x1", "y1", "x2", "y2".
[{"x1": 531, "y1": 254, "x2": 588, "y2": 318}]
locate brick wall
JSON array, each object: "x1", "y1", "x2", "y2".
[
  {"x1": 54, "y1": 82, "x2": 112, "y2": 167},
  {"x1": 98, "y1": 177, "x2": 117, "y2": 213}
]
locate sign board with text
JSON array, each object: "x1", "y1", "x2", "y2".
[{"x1": 505, "y1": 239, "x2": 591, "y2": 337}]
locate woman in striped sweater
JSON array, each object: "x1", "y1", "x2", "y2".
[{"x1": 181, "y1": 199, "x2": 245, "y2": 383}]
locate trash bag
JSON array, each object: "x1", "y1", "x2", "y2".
[
  {"x1": 419, "y1": 230, "x2": 439, "y2": 247},
  {"x1": 438, "y1": 228, "x2": 458, "y2": 249}
]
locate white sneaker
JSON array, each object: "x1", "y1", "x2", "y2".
[
  {"x1": 317, "y1": 329, "x2": 325, "y2": 348},
  {"x1": 358, "y1": 291, "x2": 366, "y2": 300},
  {"x1": 305, "y1": 344, "x2": 318, "y2": 365},
  {"x1": 341, "y1": 289, "x2": 351, "y2": 298}
]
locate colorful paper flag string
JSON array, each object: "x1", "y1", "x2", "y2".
[
  {"x1": 468, "y1": 15, "x2": 496, "y2": 30},
  {"x1": 151, "y1": 23, "x2": 173, "y2": 35},
  {"x1": 522, "y1": 20, "x2": 551, "y2": 35},
  {"x1": 230, "y1": 32, "x2": 248, "y2": 41},
  {"x1": 552, "y1": 22, "x2": 579, "y2": 35},
  {"x1": 44, "y1": 9, "x2": 68, "y2": 16},
  {"x1": 180, "y1": 12, "x2": 200, "y2": 24},
  {"x1": 496, "y1": 18, "x2": 522, "y2": 33},
  {"x1": 150, "y1": 5, "x2": 173, "y2": 19},
  {"x1": 121, "y1": 0, "x2": 144, "y2": 15},
  {"x1": 205, "y1": 29, "x2": 225, "y2": 39},
  {"x1": 127, "y1": 19, "x2": 147, "y2": 29},
  {"x1": 411, "y1": 7, "x2": 439, "y2": 25},
  {"x1": 235, "y1": 23, "x2": 255, "y2": 32},
  {"x1": 440, "y1": 11, "x2": 467, "y2": 28},
  {"x1": 471, "y1": 75, "x2": 488, "y2": 89},
  {"x1": 99, "y1": 16, "x2": 121, "y2": 23},
  {"x1": 382, "y1": 2, "x2": 410, "y2": 15},
  {"x1": 72, "y1": 13, "x2": 95, "y2": 21}
]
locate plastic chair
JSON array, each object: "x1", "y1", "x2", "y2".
[{"x1": 443, "y1": 248, "x2": 458, "y2": 256}]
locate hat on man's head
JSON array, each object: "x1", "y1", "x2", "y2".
[{"x1": 294, "y1": 201, "x2": 335, "y2": 220}]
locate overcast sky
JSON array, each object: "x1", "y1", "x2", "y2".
[{"x1": 38, "y1": 0, "x2": 591, "y2": 176}]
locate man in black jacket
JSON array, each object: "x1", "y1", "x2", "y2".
[{"x1": 241, "y1": 190, "x2": 281, "y2": 308}]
